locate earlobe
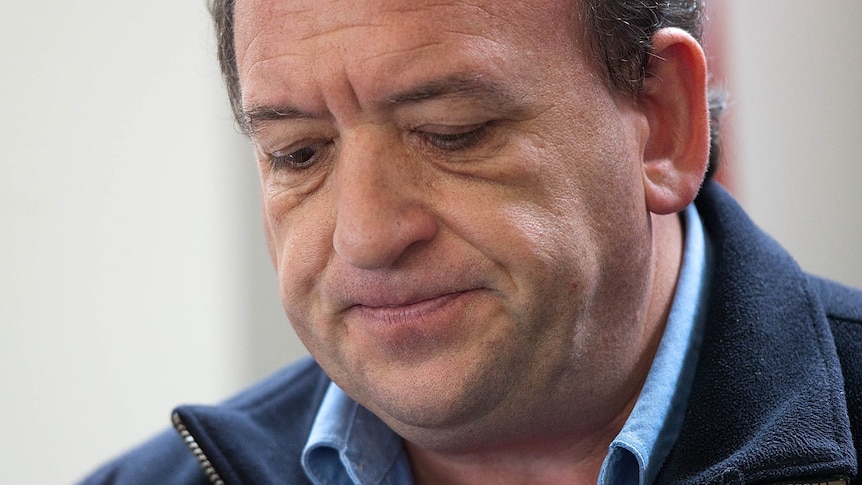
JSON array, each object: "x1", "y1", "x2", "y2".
[{"x1": 640, "y1": 27, "x2": 711, "y2": 215}]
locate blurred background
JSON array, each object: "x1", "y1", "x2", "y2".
[{"x1": 1, "y1": 1, "x2": 860, "y2": 483}]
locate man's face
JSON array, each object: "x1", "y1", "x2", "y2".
[{"x1": 235, "y1": 0, "x2": 656, "y2": 446}]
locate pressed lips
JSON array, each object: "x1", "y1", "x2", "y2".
[
  {"x1": 352, "y1": 291, "x2": 468, "y2": 325},
  {"x1": 321, "y1": 260, "x2": 494, "y2": 353},
  {"x1": 338, "y1": 285, "x2": 485, "y2": 355}
]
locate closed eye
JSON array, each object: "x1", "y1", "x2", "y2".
[{"x1": 419, "y1": 123, "x2": 489, "y2": 151}]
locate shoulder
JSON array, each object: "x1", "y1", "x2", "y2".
[
  {"x1": 808, "y1": 274, "x2": 862, "y2": 324},
  {"x1": 806, "y1": 274, "x2": 862, "y2": 398},
  {"x1": 808, "y1": 274, "x2": 862, "y2": 385},
  {"x1": 808, "y1": 275, "x2": 862, "y2": 485},
  {"x1": 77, "y1": 428, "x2": 211, "y2": 485},
  {"x1": 77, "y1": 357, "x2": 328, "y2": 485}
]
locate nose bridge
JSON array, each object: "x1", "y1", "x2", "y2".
[{"x1": 332, "y1": 129, "x2": 438, "y2": 269}]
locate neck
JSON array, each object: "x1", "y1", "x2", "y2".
[{"x1": 405, "y1": 416, "x2": 625, "y2": 484}]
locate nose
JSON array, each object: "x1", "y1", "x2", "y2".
[{"x1": 332, "y1": 133, "x2": 438, "y2": 269}]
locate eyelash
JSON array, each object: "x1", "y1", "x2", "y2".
[
  {"x1": 268, "y1": 140, "x2": 330, "y2": 171},
  {"x1": 419, "y1": 124, "x2": 489, "y2": 151}
]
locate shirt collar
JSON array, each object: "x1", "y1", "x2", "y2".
[
  {"x1": 302, "y1": 383, "x2": 412, "y2": 485},
  {"x1": 599, "y1": 204, "x2": 712, "y2": 485}
]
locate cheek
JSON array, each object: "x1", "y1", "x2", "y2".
[
  {"x1": 263, "y1": 190, "x2": 335, "y2": 323},
  {"x1": 458, "y1": 195, "x2": 595, "y2": 320},
  {"x1": 484, "y1": 118, "x2": 648, "y2": 312},
  {"x1": 275, "y1": 223, "x2": 346, "y2": 373}
]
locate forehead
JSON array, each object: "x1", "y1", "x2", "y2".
[
  {"x1": 233, "y1": 0, "x2": 575, "y2": 57},
  {"x1": 233, "y1": 0, "x2": 583, "y2": 111}
]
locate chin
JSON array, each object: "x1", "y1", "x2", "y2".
[{"x1": 348, "y1": 353, "x2": 522, "y2": 444}]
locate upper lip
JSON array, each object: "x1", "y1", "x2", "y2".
[{"x1": 352, "y1": 290, "x2": 466, "y2": 309}]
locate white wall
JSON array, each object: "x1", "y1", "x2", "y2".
[
  {"x1": 0, "y1": 1, "x2": 299, "y2": 483},
  {"x1": 725, "y1": 0, "x2": 862, "y2": 288},
  {"x1": 2, "y1": 1, "x2": 860, "y2": 484}
]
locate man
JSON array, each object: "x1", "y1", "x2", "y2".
[{"x1": 81, "y1": 0, "x2": 862, "y2": 483}]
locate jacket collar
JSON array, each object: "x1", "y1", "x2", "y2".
[
  {"x1": 656, "y1": 181, "x2": 856, "y2": 484},
  {"x1": 173, "y1": 358, "x2": 329, "y2": 484}
]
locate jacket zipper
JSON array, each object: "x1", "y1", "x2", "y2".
[{"x1": 172, "y1": 412, "x2": 227, "y2": 485}]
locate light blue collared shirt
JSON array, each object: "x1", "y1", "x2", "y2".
[{"x1": 302, "y1": 204, "x2": 710, "y2": 485}]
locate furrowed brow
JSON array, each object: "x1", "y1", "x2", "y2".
[
  {"x1": 240, "y1": 74, "x2": 522, "y2": 134},
  {"x1": 386, "y1": 74, "x2": 521, "y2": 111}
]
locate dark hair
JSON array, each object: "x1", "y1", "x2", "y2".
[
  {"x1": 209, "y1": 0, "x2": 724, "y2": 177},
  {"x1": 580, "y1": 0, "x2": 725, "y2": 177}
]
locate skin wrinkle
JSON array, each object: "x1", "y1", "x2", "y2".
[
  {"x1": 240, "y1": 54, "x2": 307, "y2": 116},
  {"x1": 295, "y1": 21, "x2": 390, "y2": 44},
  {"x1": 348, "y1": 40, "x2": 447, "y2": 68},
  {"x1": 241, "y1": 15, "x2": 523, "y2": 128},
  {"x1": 386, "y1": 75, "x2": 529, "y2": 117},
  {"x1": 389, "y1": 0, "x2": 516, "y2": 30}
]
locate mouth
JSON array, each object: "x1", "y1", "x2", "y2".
[
  {"x1": 351, "y1": 291, "x2": 468, "y2": 325},
  {"x1": 343, "y1": 289, "x2": 482, "y2": 354}
]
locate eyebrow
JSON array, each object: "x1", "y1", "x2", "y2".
[
  {"x1": 385, "y1": 74, "x2": 519, "y2": 108},
  {"x1": 241, "y1": 73, "x2": 521, "y2": 133},
  {"x1": 240, "y1": 104, "x2": 315, "y2": 135}
]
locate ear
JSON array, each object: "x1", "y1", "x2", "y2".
[{"x1": 640, "y1": 27, "x2": 710, "y2": 215}]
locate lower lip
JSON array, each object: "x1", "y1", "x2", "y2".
[{"x1": 348, "y1": 291, "x2": 476, "y2": 353}]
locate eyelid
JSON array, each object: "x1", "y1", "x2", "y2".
[
  {"x1": 415, "y1": 121, "x2": 487, "y2": 134},
  {"x1": 411, "y1": 122, "x2": 492, "y2": 152},
  {"x1": 268, "y1": 139, "x2": 331, "y2": 170},
  {"x1": 251, "y1": 118, "x2": 337, "y2": 161}
]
